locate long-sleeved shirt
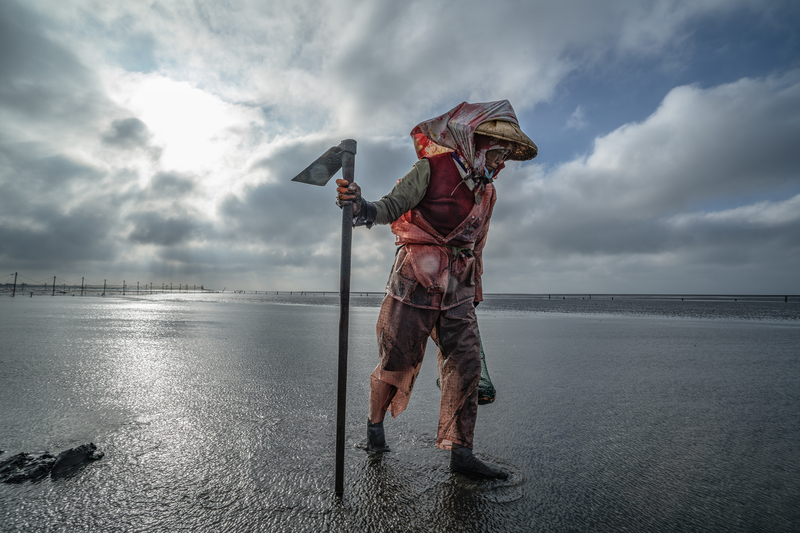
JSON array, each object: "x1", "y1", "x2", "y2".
[
  {"x1": 373, "y1": 158, "x2": 431, "y2": 225},
  {"x1": 371, "y1": 153, "x2": 486, "y2": 225}
]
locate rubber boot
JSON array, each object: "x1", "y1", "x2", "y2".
[
  {"x1": 367, "y1": 419, "x2": 390, "y2": 453},
  {"x1": 449, "y1": 443, "x2": 508, "y2": 479}
]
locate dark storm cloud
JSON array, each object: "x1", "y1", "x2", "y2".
[
  {"x1": 219, "y1": 178, "x2": 334, "y2": 253},
  {"x1": 0, "y1": 1, "x2": 132, "y2": 271},
  {"x1": 2, "y1": 0, "x2": 798, "y2": 293},
  {"x1": 665, "y1": 197, "x2": 800, "y2": 250},
  {"x1": 210, "y1": 136, "x2": 413, "y2": 284},
  {"x1": 230, "y1": 136, "x2": 412, "y2": 249},
  {"x1": 148, "y1": 171, "x2": 197, "y2": 196},
  {"x1": 102, "y1": 117, "x2": 151, "y2": 149},
  {"x1": 127, "y1": 211, "x2": 205, "y2": 246},
  {"x1": 249, "y1": 136, "x2": 413, "y2": 195},
  {"x1": 0, "y1": 205, "x2": 118, "y2": 264},
  {"x1": 0, "y1": 146, "x2": 125, "y2": 269},
  {"x1": 0, "y1": 0, "x2": 110, "y2": 127},
  {"x1": 0, "y1": 2, "x2": 201, "y2": 277},
  {"x1": 0, "y1": 142, "x2": 105, "y2": 196}
]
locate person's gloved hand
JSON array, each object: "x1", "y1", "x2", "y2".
[{"x1": 335, "y1": 179, "x2": 362, "y2": 215}]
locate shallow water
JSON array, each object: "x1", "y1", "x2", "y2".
[{"x1": 1, "y1": 294, "x2": 799, "y2": 532}]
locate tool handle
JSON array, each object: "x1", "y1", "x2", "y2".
[{"x1": 335, "y1": 139, "x2": 356, "y2": 496}]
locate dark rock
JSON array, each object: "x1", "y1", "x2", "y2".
[
  {"x1": 0, "y1": 443, "x2": 103, "y2": 483},
  {"x1": 0, "y1": 452, "x2": 56, "y2": 483},
  {"x1": 0, "y1": 453, "x2": 28, "y2": 482},
  {"x1": 51, "y1": 442, "x2": 104, "y2": 478}
]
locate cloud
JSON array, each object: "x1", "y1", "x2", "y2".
[
  {"x1": 102, "y1": 117, "x2": 151, "y2": 149},
  {"x1": 482, "y1": 73, "x2": 800, "y2": 292},
  {"x1": 0, "y1": 202, "x2": 119, "y2": 266},
  {"x1": 1, "y1": 0, "x2": 797, "y2": 293},
  {"x1": 29, "y1": 0, "x2": 764, "y2": 136},
  {"x1": 557, "y1": 74, "x2": 800, "y2": 220},
  {"x1": 566, "y1": 106, "x2": 588, "y2": 130},
  {"x1": 665, "y1": 195, "x2": 800, "y2": 249},
  {"x1": 147, "y1": 171, "x2": 197, "y2": 196},
  {"x1": 127, "y1": 211, "x2": 204, "y2": 246},
  {"x1": 0, "y1": 0, "x2": 117, "y2": 144}
]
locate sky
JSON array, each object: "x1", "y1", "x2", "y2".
[{"x1": 1, "y1": 0, "x2": 799, "y2": 294}]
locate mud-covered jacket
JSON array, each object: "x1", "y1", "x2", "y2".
[{"x1": 384, "y1": 153, "x2": 496, "y2": 310}]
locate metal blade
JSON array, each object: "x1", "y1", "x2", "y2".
[{"x1": 291, "y1": 146, "x2": 343, "y2": 186}]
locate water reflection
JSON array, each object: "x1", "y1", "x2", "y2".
[{"x1": 0, "y1": 295, "x2": 798, "y2": 532}]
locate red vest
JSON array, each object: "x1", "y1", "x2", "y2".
[
  {"x1": 415, "y1": 153, "x2": 474, "y2": 237},
  {"x1": 388, "y1": 155, "x2": 497, "y2": 310}
]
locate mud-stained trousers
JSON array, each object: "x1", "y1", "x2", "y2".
[{"x1": 369, "y1": 295, "x2": 481, "y2": 450}]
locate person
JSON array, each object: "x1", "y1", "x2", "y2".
[{"x1": 336, "y1": 100, "x2": 537, "y2": 479}]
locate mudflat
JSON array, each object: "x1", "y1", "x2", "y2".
[{"x1": 1, "y1": 294, "x2": 798, "y2": 532}]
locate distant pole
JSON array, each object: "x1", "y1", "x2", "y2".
[
  {"x1": 123, "y1": 280, "x2": 126, "y2": 296},
  {"x1": 12, "y1": 272, "x2": 17, "y2": 297},
  {"x1": 81, "y1": 277, "x2": 84, "y2": 297},
  {"x1": 103, "y1": 279, "x2": 107, "y2": 296},
  {"x1": 52, "y1": 276, "x2": 56, "y2": 296},
  {"x1": 170, "y1": 283, "x2": 173, "y2": 292},
  {"x1": 179, "y1": 283, "x2": 181, "y2": 292},
  {"x1": 137, "y1": 282, "x2": 139, "y2": 295}
]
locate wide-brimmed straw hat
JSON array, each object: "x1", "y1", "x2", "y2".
[{"x1": 475, "y1": 120, "x2": 538, "y2": 160}]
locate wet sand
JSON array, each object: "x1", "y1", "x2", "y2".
[{"x1": 1, "y1": 295, "x2": 799, "y2": 532}]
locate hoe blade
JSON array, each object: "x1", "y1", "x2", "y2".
[{"x1": 291, "y1": 146, "x2": 344, "y2": 186}]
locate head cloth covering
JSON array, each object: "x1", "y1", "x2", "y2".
[{"x1": 410, "y1": 100, "x2": 530, "y2": 178}]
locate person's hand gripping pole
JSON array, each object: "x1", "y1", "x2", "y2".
[{"x1": 336, "y1": 179, "x2": 362, "y2": 216}]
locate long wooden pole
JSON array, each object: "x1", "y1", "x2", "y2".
[{"x1": 335, "y1": 139, "x2": 356, "y2": 496}]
